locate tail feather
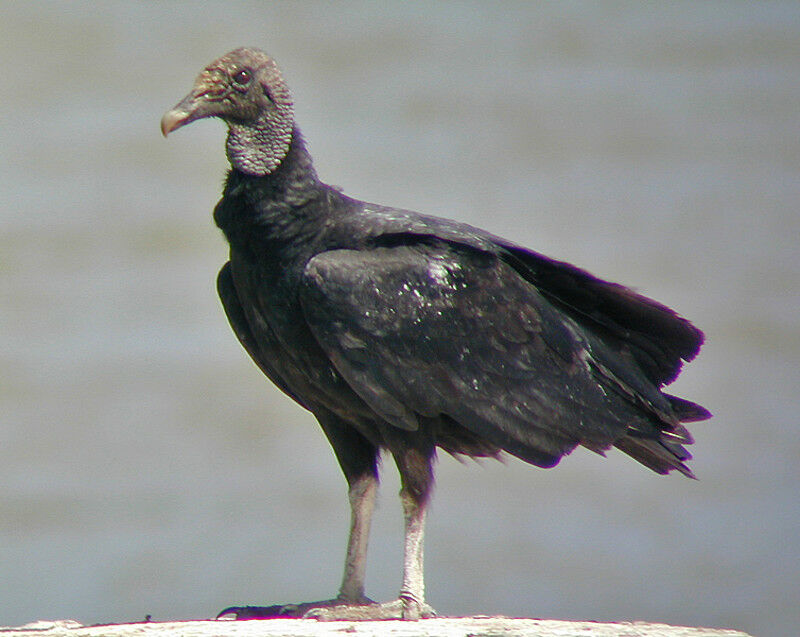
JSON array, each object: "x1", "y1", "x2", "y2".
[
  {"x1": 615, "y1": 435, "x2": 696, "y2": 479},
  {"x1": 666, "y1": 393, "x2": 712, "y2": 422},
  {"x1": 611, "y1": 385, "x2": 712, "y2": 477},
  {"x1": 615, "y1": 392, "x2": 710, "y2": 478}
]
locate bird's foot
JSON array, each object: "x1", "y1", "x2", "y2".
[
  {"x1": 303, "y1": 597, "x2": 436, "y2": 621},
  {"x1": 217, "y1": 595, "x2": 436, "y2": 621},
  {"x1": 217, "y1": 595, "x2": 372, "y2": 620}
]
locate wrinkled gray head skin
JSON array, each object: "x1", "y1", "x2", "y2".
[{"x1": 161, "y1": 48, "x2": 294, "y2": 176}]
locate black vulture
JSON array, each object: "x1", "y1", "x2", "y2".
[{"x1": 161, "y1": 48, "x2": 710, "y2": 621}]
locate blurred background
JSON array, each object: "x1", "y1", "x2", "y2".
[{"x1": 1, "y1": 3, "x2": 798, "y2": 636}]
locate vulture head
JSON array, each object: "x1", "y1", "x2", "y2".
[{"x1": 161, "y1": 47, "x2": 294, "y2": 176}]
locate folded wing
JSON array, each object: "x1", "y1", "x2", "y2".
[{"x1": 299, "y1": 239, "x2": 705, "y2": 474}]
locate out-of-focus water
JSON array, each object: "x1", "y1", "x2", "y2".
[{"x1": 1, "y1": 3, "x2": 798, "y2": 636}]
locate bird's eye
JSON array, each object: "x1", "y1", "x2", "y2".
[{"x1": 232, "y1": 69, "x2": 252, "y2": 86}]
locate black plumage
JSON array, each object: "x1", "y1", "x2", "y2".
[{"x1": 161, "y1": 48, "x2": 710, "y2": 620}]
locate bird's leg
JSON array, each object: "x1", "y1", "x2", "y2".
[
  {"x1": 398, "y1": 488, "x2": 428, "y2": 619},
  {"x1": 337, "y1": 472, "x2": 378, "y2": 603},
  {"x1": 285, "y1": 434, "x2": 437, "y2": 621},
  {"x1": 302, "y1": 486, "x2": 434, "y2": 621},
  {"x1": 389, "y1": 436, "x2": 436, "y2": 620}
]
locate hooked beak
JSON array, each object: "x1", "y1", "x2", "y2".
[
  {"x1": 161, "y1": 92, "x2": 199, "y2": 137},
  {"x1": 161, "y1": 89, "x2": 220, "y2": 137}
]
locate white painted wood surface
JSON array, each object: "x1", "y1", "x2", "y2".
[{"x1": 1, "y1": 617, "x2": 752, "y2": 637}]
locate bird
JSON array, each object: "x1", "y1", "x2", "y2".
[{"x1": 161, "y1": 47, "x2": 711, "y2": 621}]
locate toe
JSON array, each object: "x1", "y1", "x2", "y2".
[{"x1": 216, "y1": 604, "x2": 296, "y2": 619}]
